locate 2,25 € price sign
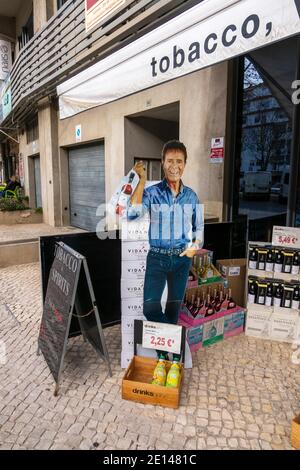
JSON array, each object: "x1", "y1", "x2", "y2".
[
  {"x1": 272, "y1": 226, "x2": 300, "y2": 249},
  {"x1": 142, "y1": 321, "x2": 182, "y2": 354}
]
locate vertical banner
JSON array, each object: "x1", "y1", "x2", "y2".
[
  {"x1": 85, "y1": 0, "x2": 126, "y2": 33},
  {"x1": 0, "y1": 40, "x2": 12, "y2": 81}
]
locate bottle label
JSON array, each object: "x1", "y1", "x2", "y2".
[
  {"x1": 258, "y1": 262, "x2": 265, "y2": 270},
  {"x1": 258, "y1": 296, "x2": 265, "y2": 304},
  {"x1": 266, "y1": 262, "x2": 274, "y2": 272},
  {"x1": 292, "y1": 300, "x2": 300, "y2": 310},
  {"x1": 274, "y1": 264, "x2": 283, "y2": 273},
  {"x1": 284, "y1": 299, "x2": 291, "y2": 308},
  {"x1": 274, "y1": 298, "x2": 281, "y2": 307},
  {"x1": 283, "y1": 266, "x2": 292, "y2": 273},
  {"x1": 292, "y1": 266, "x2": 300, "y2": 275},
  {"x1": 249, "y1": 261, "x2": 257, "y2": 269},
  {"x1": 248, "y1": 294, "x2": 255, "y2": 304},
  {"x1": 265, "y1": 297, "x2": 272, "y2": 306}
]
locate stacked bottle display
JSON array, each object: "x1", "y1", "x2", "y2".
[
  {"x1": 248, "y1": 245, "x2": 300, "y2": 275},
  {"x1": 248, "y1": 276, "x2": 300, "y2": 310},
  {"x1": 192, "y1": 253, "x2": 215, "y2": 280},
  {"x1": 183, "y1": 285, "x2": 237, "y2": 318}
]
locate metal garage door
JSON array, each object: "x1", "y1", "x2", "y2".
[
  {"x1": 69, "y1": 143, "x2": 105, "y2": 231},
  {"x1": 34, "y1": 157, "x2": 42, "y2": 208}
]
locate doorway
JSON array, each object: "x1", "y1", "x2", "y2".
[{"x1": 125, "y1": 102, "x2": 180, "y2": 179}]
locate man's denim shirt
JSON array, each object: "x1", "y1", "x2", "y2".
[{"x1": 127, "y1": 179, "x2": 204, "y2": 250}]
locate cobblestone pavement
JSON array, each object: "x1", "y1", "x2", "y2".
[
  {"x1": 0, "y1": 263, "x2": 299, "y2": 450},
  {"x1": 0, "y1": 224, "x2": 85, "y2": 243}
]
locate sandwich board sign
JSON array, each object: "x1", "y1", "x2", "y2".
[{"x1": 38, "y1": 242, "x2": 111, "y2": 395}]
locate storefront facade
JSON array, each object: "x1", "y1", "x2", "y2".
[
  {"x1": 1, "y1": 0, "x2": 300, "y2": 242},
  {"x1": 56, "y1": 0, "x2": 300, "y2": 237}
]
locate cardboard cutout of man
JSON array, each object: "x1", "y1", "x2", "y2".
[{"x1": 128, "y1": 140, "x2": 204, "y2": 359}]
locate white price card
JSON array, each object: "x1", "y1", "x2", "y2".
[
  {"x1": 229, "y1": 266, "x2": 240, "y2": 276},
  {"x1": 272, "y1": 226, "x2": 300, "y2": 249},
  {"x1": 142, "y1": 321, "x2": 182, "y2": 354}
]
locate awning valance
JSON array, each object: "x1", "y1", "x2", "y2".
[{"x1": 57, "y1": 0, "x2": 300, "y2": 119}]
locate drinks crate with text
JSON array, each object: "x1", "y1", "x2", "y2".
[{"x1": 122, "y1": 356, "x2": 184, "y2": 409}]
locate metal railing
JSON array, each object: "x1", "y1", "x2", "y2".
[{"x1": 2, "y1": 0, "x2": 199, "y2": 126}]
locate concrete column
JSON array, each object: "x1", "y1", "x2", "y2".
[
  {"x1": 33, "y1": 0, "x2": 47, "y2": 34},
  {"x1": 38, "y1": 99, "x2": 61, "y2": 226}
]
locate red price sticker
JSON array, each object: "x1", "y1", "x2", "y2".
[
  {"x1": 272, "y1": 226, "x2": 300, "y2": 249},
  {"x1": 142, "y1": 321, "x2": 182, "y2": 354}
]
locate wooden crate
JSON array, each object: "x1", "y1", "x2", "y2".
[
  {"x1": 291, "y1": 414, "x2": 300, "y2": 450},
  {"x1": 122, "y1": 356, "x2": 184, "y2": 409}
]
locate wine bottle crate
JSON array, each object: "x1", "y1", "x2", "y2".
[{"x1": 122, "y1": 356, "x2": 184, "y2": 409}]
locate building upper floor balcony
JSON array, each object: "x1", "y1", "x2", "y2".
[{"x1": 0, "y1": 0, "x2": 199, "y2": 127}]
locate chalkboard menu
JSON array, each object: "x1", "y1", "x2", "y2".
[
  {"x1": 38, "y1": 242, "x2": 111, "y2": 393},
  {"x1": 38, "y1": 243, "x2": 82, "y2": 384}
]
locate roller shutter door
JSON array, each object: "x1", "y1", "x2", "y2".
[{"x1": 69, "y1": 143, "x2": 105, "y2": 231}]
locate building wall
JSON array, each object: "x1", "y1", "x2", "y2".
[
  {"x1": 33, "y1": 0, "x2": 47, "y2": 34},
  {"x1": 15, "y1": 0, "x2": 33, "y2": 57},
  {"x1": 125, "y1": 115, "x2": 179, "y2": 172},
  {"x1": 58, "y1": 62, "x2": 228, "y2": 226},
  {"x1": 19, "y1": 128, "x2": 40, "y2": 208},
  {"x1": 0, "y1": 16, "x2": 16, "y2": 41}
]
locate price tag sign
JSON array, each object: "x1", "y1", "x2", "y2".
[
  {"x1": 272, "y1": 226, "x2": 300, "y2": 249},
  {"x1": 142, "y1": 321, "x2": 182, "y2": 354}
]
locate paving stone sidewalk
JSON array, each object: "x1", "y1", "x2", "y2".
[
  {"x1": 0, "y1": 224, "x2": 85, "y2": 243},
  {"x1": 0, "y1": 263, "x2": 299, "y2": 450}
]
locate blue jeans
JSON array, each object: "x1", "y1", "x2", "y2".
[{"x1": 143, "y1": 251, "x2": 192, "y2": 325}]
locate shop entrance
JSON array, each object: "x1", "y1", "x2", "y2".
[
  {"x1": 229, "y1": 35, "x2": 300, "y2": 241},
  {"x1": 68, "y1": 143, "x2": 105, "y2": 231},
  {"x1": 124, "y1": 102, "x2": 179, "y2": 179}
]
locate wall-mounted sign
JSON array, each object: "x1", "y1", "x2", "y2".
[
  {"x1": 85, "y1": 0, "x2": 126, "y2": 33},
  {"x1": 210, "y1": 137, "x2": 224, "y2": 164},
  {"x1": 75, "y1": 124, "x2": 82, "y2": 142},
  {"x1": 0, "y1": 40, "x2": 12, "y2": 81}
]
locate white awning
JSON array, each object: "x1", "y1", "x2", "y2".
[{"x1": 57, "y1": 0, "x2": 300, "y2": 119}]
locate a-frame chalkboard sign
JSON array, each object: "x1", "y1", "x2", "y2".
[{"x1": 38, "y1": 242, "x2": 112, "y2": 395}]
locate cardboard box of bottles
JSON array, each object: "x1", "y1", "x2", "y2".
[
  {"x1": 121, "y1": 215, "x2": 150, "y2": 242},
  {"x1": 245, "y1": 304, "x2": 300, "y2": 343},
  {"x1": 121, "y1": 298, "x2": 145, "y2": 317},
  {"x1": 247, "y1": 243, "x2": 300, "y2": 282},
  {"x1": 191, "y1": 249, "x2": 223, "y2": 285},
  {"x1": 179, "y1": 301, "x2": 245, "y2": 328},
  {"x1": 180, "y1": 281, "x2": 228, "y2": 326},
  {"x1": 122, "y1": 240, "x2": 150, "y2": 261},
  {"x1": 216, "y1": 259, "x2": 247, "y2": 307},
  {"x1": 121, "y1": 259, "x2": 147, "y2": 279},
  {"x1": 121, "y1": 278, "x2": 145, "y2": 298},
  {"x1": 179, "y1": 309, "x2": 245, "y2": 351},
  {"x1": 121, "y1": 282, "x2": 168, "y2": 300},
  {"x1": 122, "y1": 315, "x2": 147, "y2": 336}
]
